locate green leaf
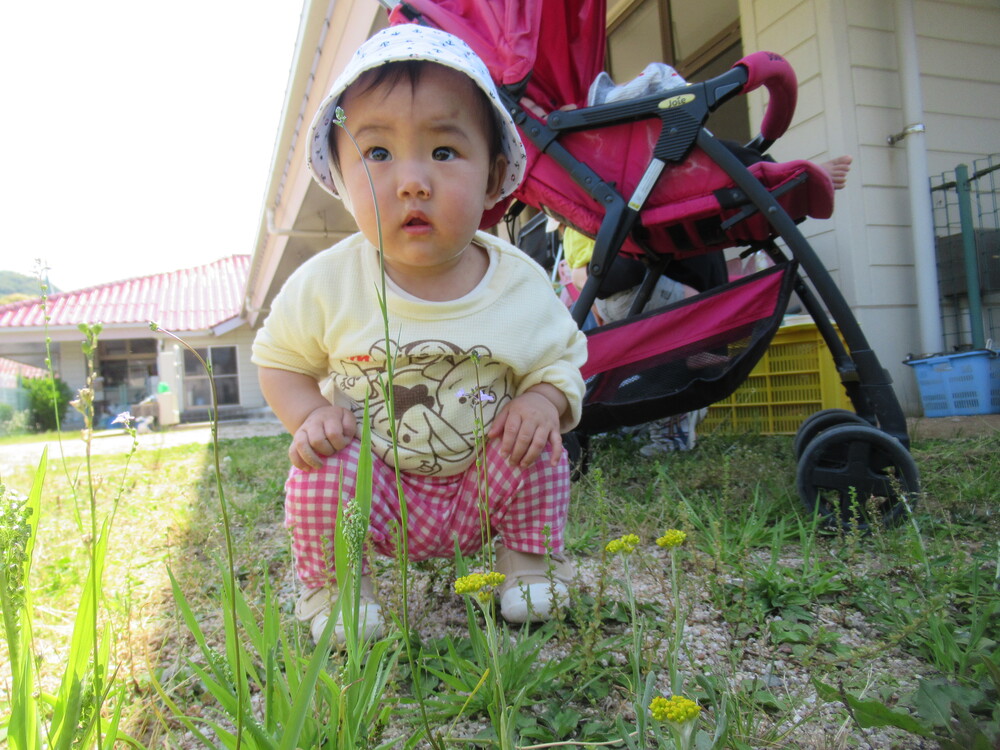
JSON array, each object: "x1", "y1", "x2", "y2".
[
  {"x1": 979, "y1": 655, "x2": 1000, "y2": 693},
  {"x1": 814, "y1": 679, "x2": 932, "y2": 737},
  {"x1": 912, "y1": 679, "x2": 988, "y2": 728},
  {"x1": 769, "y1": 619, "x2": 811, "y2": 644},
  {"x1": 542, "y1": 705, "x2": 583, "y2": 738}
]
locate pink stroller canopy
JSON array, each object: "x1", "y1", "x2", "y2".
[{"x1": 390, "y1": 0, "x2": 606, "y2": 110}]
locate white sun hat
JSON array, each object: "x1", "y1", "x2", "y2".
[{"x1": 306, "y1": 23, "x2": 527, "y2": 201}]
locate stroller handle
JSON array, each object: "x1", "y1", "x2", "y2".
[{"x1": 732, "y1": 51, "x2": 798, "y2": 142}]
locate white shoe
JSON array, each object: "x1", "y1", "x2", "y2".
[
  {"x1": 294, "y1": 576, "x2": 384, "y2": 645},
  {"x1": 494, "y1": 542, "x2": 574, "y2": 624}
]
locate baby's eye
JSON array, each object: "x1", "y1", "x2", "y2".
[
  {"x1": 365, "y1": 146, "x2": 390, "y2": 162},
  {"x1": 432, "y1": 146, "x2": 456, "y2": 161}
]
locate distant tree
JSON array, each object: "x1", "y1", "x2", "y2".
[
  {"x1": 0, "y1": 270, "x2": 59, "y2": 299},
  {"x1": 20, "y1": 375, "x2": 73, "y2": 433},
  {"x1": 0, "y1": 292, "x2": 35, "y2": 306}
]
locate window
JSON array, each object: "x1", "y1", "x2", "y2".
[
  {"x1": 666, "y1": 0, "x2": 739, "y2": 68},
  {"x1": 607, "y1": 0, "x2": 665, "y2": 82},
  {"x1": 606, "y1": 0, "x2": 749, "y2": 144},
  {"x1": 97, "y1": 338, "x2": 158, "y2": 409},
  {"x1": 183, "y1": 346, "x2": 240, "y2": 408}
]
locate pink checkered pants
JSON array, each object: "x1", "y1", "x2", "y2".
[{"x1": 284, "y1": 437, "x2": 570, "y2": 589}]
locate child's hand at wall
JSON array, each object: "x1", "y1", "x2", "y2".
[{"x1": 488, "y1": 383, "x2": 568, "y2": 467}]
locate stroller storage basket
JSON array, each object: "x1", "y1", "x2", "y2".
[{"x1": 579, "y1": 262, "x2": 797, "y2": 434}]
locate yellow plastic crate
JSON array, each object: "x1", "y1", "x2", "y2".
[{"x1": 701, "y1": 316, "x2": 853, "y2": 435}]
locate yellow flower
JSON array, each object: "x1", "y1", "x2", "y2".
[
  {"x1": 454, "y1": 573, "x2": 485, "y2": 595},
  {"x1": 454, "y1": 571, "x2": 506, "y2": 602},
  {"x1": 605, "y1": 533, "x2": 640, "y2": 555},
  {"x1": 656, "y1": 529, "x2": 687, "y2": 548},
  {"x1": 649, "y1": 694, "x2": 701, "y2": 723},
  {"x1": 482, "y1": 571, "x2": 505, "y2": 588}
]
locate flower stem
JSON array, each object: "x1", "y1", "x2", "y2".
[{"x1": 153, "y1": 325, "x2": 245, "y2": 748}]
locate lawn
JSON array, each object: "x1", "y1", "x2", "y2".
[{"x1": 1, "y1": 425, "x2": 998, "y2": 748}]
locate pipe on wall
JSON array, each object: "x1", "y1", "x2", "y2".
[{"x1": 893, "y1": 0, "x2": 944, "y2": 356}]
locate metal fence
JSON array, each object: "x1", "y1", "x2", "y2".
[{"x1": 930, "y1": 153, "x2": 1000, "y2": 352}]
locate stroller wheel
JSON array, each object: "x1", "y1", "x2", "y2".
[
  {"x1": 796, "y1": 424, "x2": 919, "y2": 531},
  {"x1": 793, "y1": 408, "x2": 871, "y2": 460}
]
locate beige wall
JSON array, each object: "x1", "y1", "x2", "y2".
[{"x1": 739, "y1": 0, "x2": 1000, "y2": 412}]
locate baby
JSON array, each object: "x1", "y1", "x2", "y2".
[{"x1": 252, "y1": 24, "x2": 587, "y2": 644}]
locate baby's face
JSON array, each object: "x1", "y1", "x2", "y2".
[{"x1": 332, "y1": 65, "x2": 507, "y2": 297}]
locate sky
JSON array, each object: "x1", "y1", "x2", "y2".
[{"x1": 0, "y1": 1, "x2": 304, "y2": 293}]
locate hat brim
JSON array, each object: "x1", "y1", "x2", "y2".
[{"x1": 306, "y1": 24, "x2": 526, "y2": 212}]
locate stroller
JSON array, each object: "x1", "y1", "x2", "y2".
[{"x1": 385, "y1": 0, "x2": 920, "y2": 530}]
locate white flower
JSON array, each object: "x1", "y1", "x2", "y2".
[{"x1": 112, "y1": 411, "x2": 133, "y2": 426}]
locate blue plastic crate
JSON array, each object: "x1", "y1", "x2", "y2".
[{"x1": 905, "y1": 349, "x2": 1000, "y2": 417}]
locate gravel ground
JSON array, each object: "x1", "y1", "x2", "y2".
[{"x1": 362, "y1": 550, "x2": 936, "y2": 749}]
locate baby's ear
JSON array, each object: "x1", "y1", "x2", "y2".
[{"x1": 483, "y1": 154, "x2": 508, "y2": 209}]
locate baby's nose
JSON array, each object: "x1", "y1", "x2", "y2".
[{"x1": 396, "y1": 162, "x2": 431, "y2": 199}]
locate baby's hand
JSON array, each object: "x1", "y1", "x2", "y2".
[
  {"x1": 290, "y1": 404, "x2": 357, "y2": 471},
  {"x1": 488, "y1": 390, "x2": 563, "y2": 467}
]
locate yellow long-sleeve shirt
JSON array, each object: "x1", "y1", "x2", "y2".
[{"x1": 252, "y1": 231, "x2": 587, "y2": 476}]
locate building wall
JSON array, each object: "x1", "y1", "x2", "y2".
[
  {"x1": 0, "y1": 341, "x2": 88, "y2": 391},
  {"x1": 0, "y1": 340, "x2": 59, "y2": 372},
  {"x1": 739, "y1": 0, "x2": 1000, "y2": 413},
  {"x1": 0, "y1": 325, "x2": 268, "y2": 426}
]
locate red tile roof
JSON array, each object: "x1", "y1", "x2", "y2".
[
  {"x1": 0, "y1": 356, "x2": 48, "y2": 387},
  {"x1": 0, "y1": 256, "x2": 250, "y2": 332}
]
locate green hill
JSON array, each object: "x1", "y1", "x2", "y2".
[{"x1": 0, "y1": 270, "x2": 60, "y2": 304}]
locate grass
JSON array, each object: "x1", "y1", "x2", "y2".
[
  {"x1": 1, "y1": 425, "x2": 999, "y2": 748},
  {"x1": 0, "y1": 429, "x2": 65, "y2": 446}
]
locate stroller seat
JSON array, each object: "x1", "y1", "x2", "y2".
[
  {"x1": 522, "y1": 123, "x2": 835, "y2": 259},
  {"x1": 575, "y1": 61, "x2": 835, "y2": 256}
]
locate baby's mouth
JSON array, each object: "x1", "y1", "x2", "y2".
[
  {"x1": 403, "y1": 214, "x2": 431, "y2": 234},
  {"x1": 403, "y1": 213, "x2": 431, "y2": 230}
]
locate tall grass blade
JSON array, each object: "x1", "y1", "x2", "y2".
[
  {"x1": 276, "y1": 631, "x2": 334, "y2": 750},
  {"x1": 148, "y1": 671, "x2": 224, "y2": 748},
  {"x1": 166, "y1": 567, "x2": 280, "y2": 748},
  {"x1": 49, "y1": 515, "x2": 110, "y2": 750},
  {"x1": 2, "y1": 451, "x2": 46, "y2": 750},
  {"x1": 167, "y1": 569, "x2": 230, "y2": 688}
]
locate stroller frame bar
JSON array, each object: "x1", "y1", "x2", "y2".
[
  {"x1": 502, "y1": 88, "x2": 641, "y2": 319},
  {"x1": 383, "y1": 0, "x2": 916, "y2": 529},
  {"x1": 502, "y1": 75, "x2": 909, "y2": 448},
  {"x1": 546, "y1": 67, "x2": 748, "y2": 135},
  {"x1": 695, "y1": 132, "x2": 909, "y2": 447}
]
